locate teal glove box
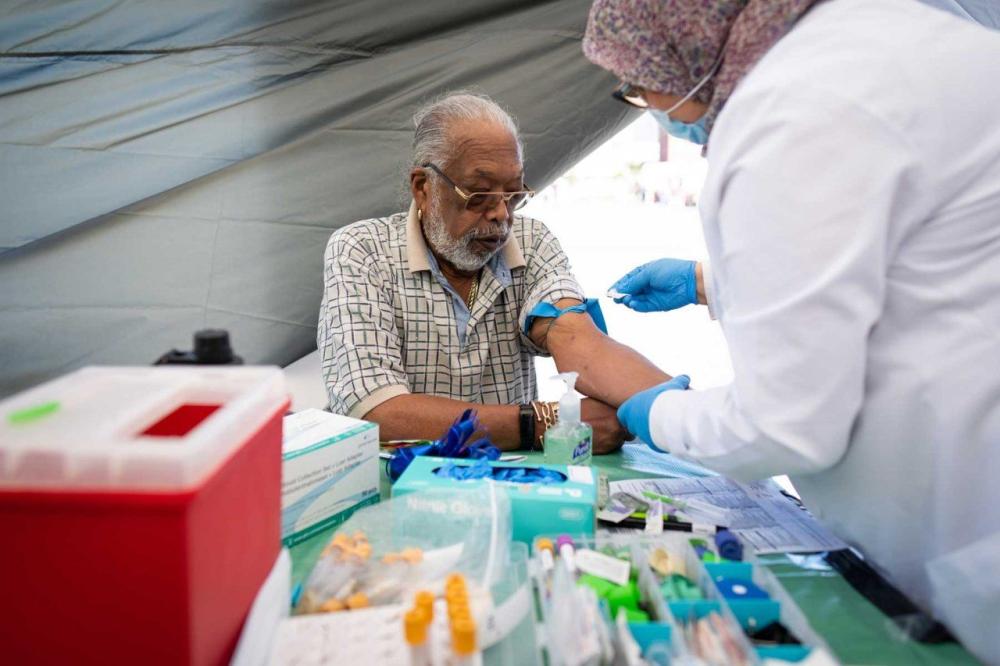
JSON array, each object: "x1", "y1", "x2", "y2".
[{"x1": 392, "y1": 457, "x2": 597, "y2": 544}]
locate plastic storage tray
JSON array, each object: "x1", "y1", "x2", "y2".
[
  {"x1": 531, "y1": 534, "x2": 681, "y2": 666},
  {"x1": 532, "y1": 532, "x2": 839, "y2": 665}
]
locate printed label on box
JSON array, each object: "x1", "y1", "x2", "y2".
[{"x1": 281, "y1": 410, "x2": 379, "y2": 545}]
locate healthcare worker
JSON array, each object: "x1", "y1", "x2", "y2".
[{"x1": 583, "y1": 0, "x2": 1000, "y2": 662}]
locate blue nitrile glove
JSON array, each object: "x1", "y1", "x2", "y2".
[
  {"x1": 609, "y1": 258, "x2": 698, "y2": 313},
  {"x1": 617, "y1": 375, "x2": 690, "y2": 448}
]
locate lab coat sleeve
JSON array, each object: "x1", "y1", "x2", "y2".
[
  {"x1": 701, "y1": 262, "x2": 718, "y2": 320},
  {"x1": 648, "y1": 89, "x2": 923, "y2": 480}
]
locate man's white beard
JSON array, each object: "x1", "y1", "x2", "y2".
[{"x1": 423, "y1": 195, "x2": 509, "y2": 272}]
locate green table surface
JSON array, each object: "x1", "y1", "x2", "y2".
[{"x1": 289, "y1": 443, "x2": 979, "y2": 665}]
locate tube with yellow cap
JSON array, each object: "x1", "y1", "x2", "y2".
[
  {"x1": 536, "y1": 537, "x2": 555, "y2": 572},
  {"x1": 451, "y1": 617, "x2": 478, "y2": 663},
  {"x1": 445, "y1": 573, "x2": 467, "y2": 592},
  {"x1": 442, "y1": 573, "x2": 479, "y2": 663},
  {"x1": 404, "y1": 607, "x2": 431, "y2": 666},
  {"x1": 414, "y1": 590, "x2": 435, "y2": 622}
]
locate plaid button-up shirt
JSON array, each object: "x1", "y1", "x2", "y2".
[{"x1": 318, "y1": 202, "x2": 584, "y2": 418}]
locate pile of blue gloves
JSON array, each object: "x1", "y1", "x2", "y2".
[
  {"x1": 386, "y1": 409, "x2": 500, "y2": 481},
  {"x1": 434, "y1": 458, "x2": 565, "y2": 484}
]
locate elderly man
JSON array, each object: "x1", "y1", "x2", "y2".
[{"x1": 318, "y1": 92, "x2": 674, "y2": 451}]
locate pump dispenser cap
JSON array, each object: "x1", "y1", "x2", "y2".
[{"x1": 552, "y1": 371, "x2": 581, "y2": 425}]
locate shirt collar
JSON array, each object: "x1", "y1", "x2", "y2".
[
  {"x1": 405, "y1": 199, "x2": 526, "y2": 274},
  {"x1": 423, "y1": 238, "x2": 514, "y2": 290}
]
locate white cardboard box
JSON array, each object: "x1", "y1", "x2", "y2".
[{"x1": 281, "y1": 409, "x2": 379, "y2": 545}]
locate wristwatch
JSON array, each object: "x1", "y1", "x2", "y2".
[{"x1": 519, "y1": 403, "x2": 536, "y2": 451}]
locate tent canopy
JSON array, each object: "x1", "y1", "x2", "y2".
[
  {"x1": 0, "y1": 0, "x2": 636, "y2": 396},
  {"x1": 1, "y1": 0, "x2": 993, "y2": 397}
]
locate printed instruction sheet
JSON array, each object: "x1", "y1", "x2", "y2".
[{"x1": 608, "y1": 476, "x2": 847, "y2": 554}]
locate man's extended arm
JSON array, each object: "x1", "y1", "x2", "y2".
[
  {"x1": 529, "y1": 298, "x2": 672, "y2": 408},
  {"x1": 366, "y1": 394, "x2": 626, "y2": 453},
  {"x1": 366, "y1": 395, "x2": 519, "y2": 447}
]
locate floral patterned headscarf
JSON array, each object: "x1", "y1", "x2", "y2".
[{"x1": 583, "y1": 0, "x2": 822, "y2": 137}]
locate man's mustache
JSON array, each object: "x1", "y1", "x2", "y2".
[{"x1": 466, "y1": 225, "x2": 511, "y2": 241}]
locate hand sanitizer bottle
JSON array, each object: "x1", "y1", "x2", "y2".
[{"x1": 543, "y1": 372, "x2": 593, "y2": 466}]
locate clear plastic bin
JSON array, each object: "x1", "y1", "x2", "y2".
[
  {"x1": 531, "y1": 531, "x2": 840, "y2": 666},
  {"x1": 284, "y1": 486, "x2": 538, "y2": 665},
  {"x1": 531, "y1": 534, "x2": 681, "y2": 666},
  {"x1": 701, "y1": 560, "x2": 836, "y2": 663}
]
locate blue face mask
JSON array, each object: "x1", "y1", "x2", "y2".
[{"x1": 650, "y1": 109, "x2": 709, "y2": 146}]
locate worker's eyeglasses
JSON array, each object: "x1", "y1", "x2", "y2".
[
  {"x1": 612, "y1": 82, "x2": 649, "y2": 109},
  {"x1": 423, "y1": 163, "x2": 534, "y2": 213}
]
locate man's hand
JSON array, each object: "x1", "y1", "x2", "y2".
[{"x1": 582, "y1": 398, "x2": 628, "y2": 454}]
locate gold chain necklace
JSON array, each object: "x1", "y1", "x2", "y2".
[{"x1": 465, "y1": 271, "x2": 481, "y2": 310}]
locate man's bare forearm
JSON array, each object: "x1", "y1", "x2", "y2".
[
  {"x1": 550, "y1": 329, "x2": 671, "y2": 407},
  {"x1": 530, "y1": 299, "x2": 672, "y2": 408},
  {"x1": 364, "y1": 394, "x2": 522, "y2": 450}
]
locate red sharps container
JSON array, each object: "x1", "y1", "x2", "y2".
[{"x1": 0, "y1": 366, "x2": 288, "y2": 665}]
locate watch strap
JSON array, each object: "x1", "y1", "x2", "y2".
[{"x1": 519, "y1": 403, "x2": 536, "y2": 451}]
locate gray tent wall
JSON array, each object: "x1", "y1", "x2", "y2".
[
  {"x1": 0, "y1": 0, "x2": 636, "y2": 397},
  {"x1": 920, "y1": 0, "x2": 1000, "y2": 24}
]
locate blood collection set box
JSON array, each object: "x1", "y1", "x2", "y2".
[
  {"x1": 0, "y1": 366, "x2": 288, "y2": 666},
  {"x1": 281, "y1": 409, "x2": 379, "y2": 546},
  {"x1": 392, "y1": 456, "x2": 597, "y2": 543}
]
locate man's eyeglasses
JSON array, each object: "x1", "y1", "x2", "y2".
[
  {"x1": 423, "y1": 163, "x2": 534, "y2": 213},
  {"x1": 612, "y1": 82, "x2": 648, "y2": 109}
]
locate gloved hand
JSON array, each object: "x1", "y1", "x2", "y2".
[
  {"x1": 609, "y1": 258, "x2": 698, "y2": 313},
  {"x1": 617, "y1": 375, "x2": 690, "y2": 448}
]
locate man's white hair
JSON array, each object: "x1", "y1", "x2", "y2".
[{"x1": 412, "y1": 91, "x2": 523, "y2": 170}]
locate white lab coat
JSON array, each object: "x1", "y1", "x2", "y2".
[{"x1": 647, "y1": 0, "x2": 1000, "y2": 661}]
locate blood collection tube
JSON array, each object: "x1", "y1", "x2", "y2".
[
  {"x1": 415, "y1": 590, "x2": 435, "y2": 622},
  {"x1": 404, "y1": 608, "x2": 431, "y2": 666},
  {"x1": 451, "y1": 617, "x2": 477, "y2": 665},
  {"x1": 536, "y1": 537, "x2": 555, "y2": 571},
  {"x1": 556, "y1": 535, "x2": 576, "y2": 573}
]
